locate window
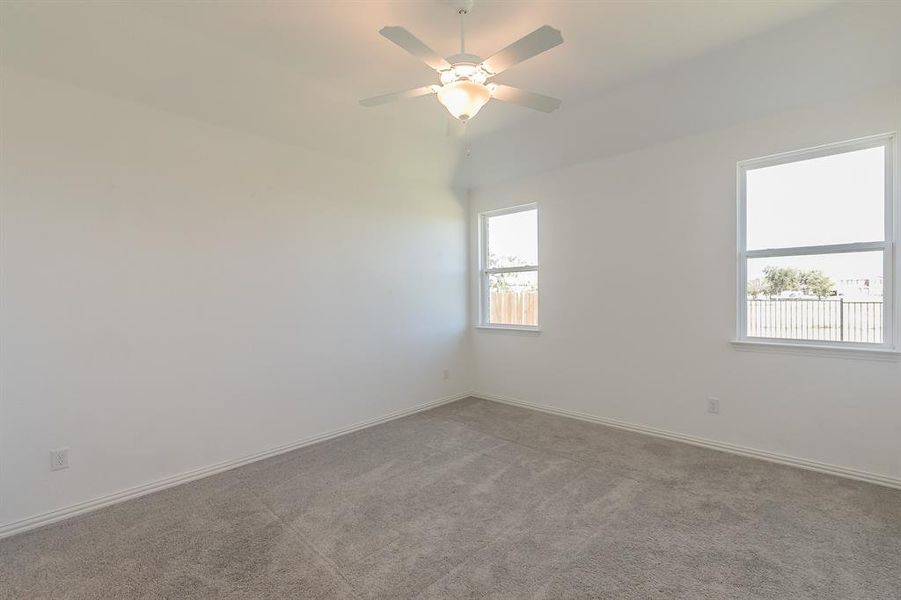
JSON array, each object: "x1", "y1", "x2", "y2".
[
  {"x1": 478, "y1": 204, "x2": 538, "y2": 329},
  {"x1": 737, "y1": 134, "x2": 896, "y2": 349}
]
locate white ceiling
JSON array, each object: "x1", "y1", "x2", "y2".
[
  {"x1": 132, "y1": 0, "x2": 836, "y2": 136},
  {"x1": 3, "y1": 1, "x2": 898, "y2": 187}
]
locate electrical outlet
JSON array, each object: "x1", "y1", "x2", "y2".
[
  {"x1": 50, "y1": 448, "x2": 69, "y2": 471},
  {"x1": 707, "y1": 398, "x2": 720, "y2": 415},
  {"x1": 443, "y1": 369, "x2": 450, "y2": 380}
]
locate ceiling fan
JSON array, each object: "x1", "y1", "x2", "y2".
[{"x1": 359, "y1": 6, "x2": 563, "y2": 124}]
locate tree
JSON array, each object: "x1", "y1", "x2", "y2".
[
  {"x1": 762, "y1": 266, "x2": 800, "y2": 297},
  {"x1": 757, "y1": 265, "x2": 834, "y2": 298},
  {"x1": 488, "y1": 252, "x2": 537, "y2": 292},
  {"x1": 491, "y1": 271, "x2": 518, "y2": 292},
  {"x1": 747, "y1": 278, "x2": 766, "y2": 299},
  {"x1": 799, "y1": 270, "x2": 834, "y2": 298}
]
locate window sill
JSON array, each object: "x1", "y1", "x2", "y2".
[
  {"x1": 731, "y1": 339, "x2": 901, "y2": 361},
  {"x1": 475, "y1": 325, "x2": 541, "y2": 334}
]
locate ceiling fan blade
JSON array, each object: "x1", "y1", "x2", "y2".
[
  {"x1": 490, "y1": 84, "x2": 561, "y2": 113},
  {"x1": 481, "y1": 25, "x2": 563, "y2": 75},
  {"x1": 359, "y1": 85, "x2": 437, "y2": 107},
  {"x1": 446, "y1": 117, "x2": 467, "y2": 138},
  {"x1": 379, "y1": 26, "x2": 452, "y2": 72}
]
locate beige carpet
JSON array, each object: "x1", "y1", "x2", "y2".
[{"x1": 2, "y1": 397, "x2": 900, "y2": 599}]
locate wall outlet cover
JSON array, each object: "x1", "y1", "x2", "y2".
[{"x1": 50, "y1": 448, "x2": 69, "y2": 471}]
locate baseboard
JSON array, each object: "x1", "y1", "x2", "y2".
[
  {"x1": 472, "y1": 392, "x2": 901, "y2": 490},
  {"x1": 0, "y1": 391, "x2": 470, "y2": 540},
  {"x1": 6, "y1": 389, "x2": 896, "y2": 539}
]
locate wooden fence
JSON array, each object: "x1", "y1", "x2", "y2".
[{"x1": 490, "y1": 291, "x2": 538, "y2": 327}]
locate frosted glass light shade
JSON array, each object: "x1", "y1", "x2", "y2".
[{"x1": 436, "y1": 81, "x2": 491, "y2": 121}]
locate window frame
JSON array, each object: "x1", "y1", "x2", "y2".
[
  {"x1": 735, "y1": 133, "x2": 898, "y2": 352},
  {"x1": 477, "y1": 203, "x2": 540, "y2": 331}
]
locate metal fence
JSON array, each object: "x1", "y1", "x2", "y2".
[
  {"x1": 747, "y1": 299, "x2": 883, "y2": 343},
  {"x1": 488, "y1": 294, "x2": 882, "y2": 341}
]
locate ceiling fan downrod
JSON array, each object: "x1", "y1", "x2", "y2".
[{"x1": 459, "y1": 8, "x2": 467, "y2": 55}]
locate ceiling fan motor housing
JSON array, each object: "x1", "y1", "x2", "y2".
[{"x1": 446, "y1": 53, "x2": 483, "y2": 65}]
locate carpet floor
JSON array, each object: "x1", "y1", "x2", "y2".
[{"x1": 2, "y1": 397, "x2": 900, "y2": 599}]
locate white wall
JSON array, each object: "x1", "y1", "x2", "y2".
[
  {"x1": 0, "y1": 69, "x2": 470, "y2": 528},
  {"x1": 3, "y1": 10, "x2": 899, "y2": 536},
  {"x1": 470, "y1": 86, "x2": 901, "y2": 481}
]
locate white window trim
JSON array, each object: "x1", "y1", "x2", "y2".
[
  {"x1": 734, "y1": 132, "x2": 901, "y2": 357},
  {"x1": 477, "y1": 203, "x2": 540, "y2": 331}
]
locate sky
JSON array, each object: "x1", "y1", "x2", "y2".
[
  {"x1": 746, "y1": 145, "x2": 885, "y2": 283},
  {"x1": 487, "y1": 208, "x2": 538, "y2": 268}
]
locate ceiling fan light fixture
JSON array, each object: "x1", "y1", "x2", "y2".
[
  {"x1": 436, "y1": 80, "x2": 491, "y2": 121},
  {"x1": 360, "y1": 18, "x2": 563, "y2": 123}
]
